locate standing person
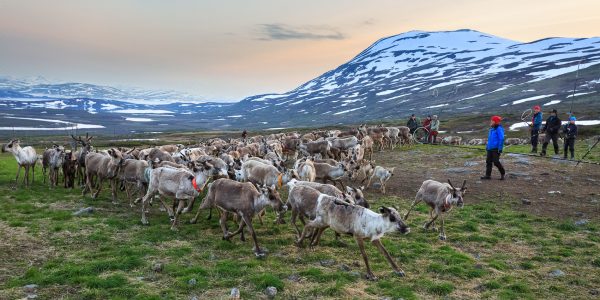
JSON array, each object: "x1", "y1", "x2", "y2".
[
  {"x1": 563, "y1": 116, "x2": 578, "y2": 160},
  {"x1": 481, "y1": 115, "x2": 506, "y2": 180},
  {"x1": 540, "y1": 109, "x2": 562, "y2": 157},
  {"x1": 422, "y1": 115, "x2": 432, "y2": 144},
  {"x1": 429, "y1": 115, "x2": 440, "y2": 144},
  {"x1": 242, "y1": 129, "x2": 248, "y2": 141},
  {"x1": 530, "y1": 105, "x2": 543, "y2": 153},
  {"x1": 407, "y1": 114, "x2": 418, "y2": 134}
]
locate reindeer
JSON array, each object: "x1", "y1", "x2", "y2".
[
  {"x1": 404, "y1": 179, "x2": 467, "y2": 241},
  {"x1": 2, "y1": 140, "x2": 37, "y2": 187},
  {"x1": 193, "y1": 178, "x2": 287, "y2": 257},
  {"x1": 82, "y1": 148, "x2": 124, "y2": 204},
  {"x1": 366, "y1": 166, "x2": 395, "y2": 194},
  {"x1": 297, "y1": 196, "x2": 409, "y2": 280},
  {"x1": 71, "y1": 133, "x2": 94, "y2": 186},
  {"x1": 47, "y1": 145, "x2": 65, "y2": 187},
  {"x1": 62, "y1": 151, "x2": 77, "y2": 189},
  {"x1": 314, "y1": 161, "x2": 349, "y2": 190},
  {"x1": 141, "y1": 160, "x2": 213, "y2": 230}
]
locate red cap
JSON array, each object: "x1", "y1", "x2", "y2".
[
  {"x1": 533, "y1": 105, "x2": 541, "y2": 110},
  {"x1": 491, "y1": 115, "x2": 502, "y2": 124}
]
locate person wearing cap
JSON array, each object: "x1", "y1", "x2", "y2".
[
  {"x1": 530, "y1": 105, "x2": 543, "y2": 153},
  {"x1": 562, "y1": 116, "x2": 578, "y2": 160},
  {"x1": 429, "y1": 115, "x2": 440, "y2": 144},
  {"x1": 422, "y1": 115, "x2": 432, "y2": 143},
  {"x1": 482, "y1": 115, "x2": 506, "y2": 180},
  {"x1": 540, "y1": 109, "x2": 562, "y2": 156},
  {"x1": 407, "y1": 114, "x2": 419, "y2": 134}
]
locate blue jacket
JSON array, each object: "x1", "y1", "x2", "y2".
[
  {"x1": 532, "y1": 112, "x2": 543, "y2": 130},
  {"x1": 486, "y1": 124, "x2": 505, "y2": 152}
]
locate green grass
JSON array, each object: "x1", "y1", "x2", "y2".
[{"x1": 1, "y1": 149, "x2": 599, "y2": 299}]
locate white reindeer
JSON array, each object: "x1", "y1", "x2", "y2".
[{"x1": 2, "y1": 139, "x2": 37, "y2": 187}]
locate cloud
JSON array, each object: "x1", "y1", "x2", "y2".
[
  {"x1": 257, "y1": 23, "x2": 345, "y2": 41},
  {"x1": 362, "y1": 18, "x2": 376, "y2": 26}
]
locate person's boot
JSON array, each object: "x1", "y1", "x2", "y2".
[
  {"x1": 530, "y1": 147, "x2": 537, "y2": 153},
  {"x1": 499, "y1": 173, "x2": 505, "y2": 180},
  {"x1": 540, "y1": 151, "x2": 546, "y2": 157},
  {"x1": 480, "y1": 175, "x2": 492, "y2": 180}
]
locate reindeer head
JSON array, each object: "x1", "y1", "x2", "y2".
[
  {"x1": 379, "y1": 206, "x2": 409, "y2": 234},
  {"x1": 346, "y1": 186, "x2": 369, "y2": 208},
  {"x1": 447, "y1": 179, "x2": 467, "y2": 208},
  {"x1": 258, "y1": 184, "x2": 287, "y2": 222},
  {"x1": 106, "y1": 148, "x2": 124, "y2": 166},
  {"x1": 3, "y1": 139, "x2": 22, "y2": 153}
]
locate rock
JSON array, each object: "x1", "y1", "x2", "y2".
[
  {"x1": 152, "y1": 263, "x2": 163, "y2": 273},
  {"x1": 136, "y1": 276, "x2": 144, "y2": 281},
  {"x1": 190, "y1": 297, "x2": 199, "y2": 300},
  {"x1": 319, "y1": 259, "x2": 336, "y2": 267},
  {"x1": 540, "y1": 172, "x2": 550, "y2": 176},
  {"x1": 230, "y1": 288, "x2": 240, "y2": 299},
  {"x1": 188, "y1": 278, "x2": 197, "y2": 286},
  {"x1": 521, "y1": 199, "x2": 531, "y2": 205},
  {"x1": 464, "y1": 161, "x2": 479, "y2": 167},
  {"x1": 508, "y1": 172, "x2": 530, "y2": 178},
  {"x1": 590, "y1": 289, "x2": 599, "y2": 296},
  {"x1": 72, "y1": 207, "x2": 94, "y2": 216},
  {"x1": 548, "y1": 191, "x2": 561, "y2": 194},
  {"x1": 575, "y1": 212, "x2": 584, "y2": 217},
  {"x1": 23, "y1": 284, "x2": 38, "y2": 293},
  {"x1": 586, "y1": 178, "x2": 598, "y2": 183},
  {"x1": 515, "y1": 158, "x2": 530, "y2": 165},
  {"x1": 475, "y1": 180, "x2": 482, "y2": 184},
  {"x1": 473, "y1": 253, "x2": 481, "y2": 260},
  {"x1": 339, "y1": 264, "x2": 351, "y2": 272},
  {"x1": 287, "y1": 274, "x2": 300, "y2": 282},
  {"x1": 444, "y1": 167, "x2": 472, "y2": 174},
  {"x1": 474, "y1": 264, "x2": 483, "y2": 269},
  {"x1": 265, "y1": 286, "x2": 278, "y2": 298},
  {"x1": 549, "y1": 269, "x2": 565, "y2": 277},
  {"x1": 349, "y1": 271, "x2": 361, "y2": 277},
  {"x1": 574, "y1": 219, "x2": 589, "y2": 226},
  {"x1": 27, "y1": 295, "x2": 38, "y2": 299},
  {"x1": 209, "y1": 253, "x2": 217, "y2": 261}
]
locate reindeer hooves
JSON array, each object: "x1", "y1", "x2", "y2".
[
  {"x1": 181, "y1": 208, "x2": 190, "y2": 214},
  {"x1": 255, "y1": 251, "x2": 267, "y2": 259},
  {"x1": 438, "y1": 234, "x2": 447, "y2": 241},
  {"x1": 189, "y1": 218, "x2": 198, "y2": 224},
  {"x1": 141, "y1": 219, "x2": 149, "y2": 226},
  {"x1": 365, "y1": 273, "x2": 378, "y2": 281},
  {"x1": 170, "y1": 226, "x2": 179, "y2": 232},
  {"x1": 394, "y1": 270, "x2": 406, "y2": 277}
]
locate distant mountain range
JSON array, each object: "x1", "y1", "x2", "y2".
[{"x1": 1, "y1": 29, "x2": 599, "y2": 135}]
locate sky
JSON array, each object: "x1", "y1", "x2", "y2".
[{"x1": 1, "y1": 0, "x2": 599, "y2": 101}]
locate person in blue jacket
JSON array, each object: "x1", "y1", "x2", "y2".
[
  {"x1": 482, "y1": 115, "x2": 506, "y2": 180},
  {"x1": 530, "y1": 105, "x2": 543, "y2": 153},
  {"x1": 562, "y1": 116, "x2": 578, "y2": 160}
]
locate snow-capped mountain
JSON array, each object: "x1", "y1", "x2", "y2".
[
  {"x1": 228, "y1": 29, "x2": 600, "y2": 126},
  {"x1": 1, "y1": 29, "x2": 599, "y2": 134},
  {"x1": 0, "y1": 76, "x2": 204, "y2": 105}
]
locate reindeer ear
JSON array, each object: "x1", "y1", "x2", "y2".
[
  {"x1": 378, "y1": 206, "x2": 388, "y2": 214},
  {"x1": 345, "y1": 186, "x2": 353, "y2": 193}
]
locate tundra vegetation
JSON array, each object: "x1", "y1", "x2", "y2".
[{"x1": 0, "y1": 130, "x2": 599, "y2": 299}]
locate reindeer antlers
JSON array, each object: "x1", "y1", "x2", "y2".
[
  {"x1": 461, "y1": 180, "x2": 467, "y2": 190},
  {"x1": 447, "y1": 179, "x2": 456, "y2": 190}
]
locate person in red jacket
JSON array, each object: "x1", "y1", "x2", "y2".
[{"x1": 422, "y1": 115, "x2": 432, "y2": 143}]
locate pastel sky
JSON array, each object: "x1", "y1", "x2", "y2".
[{"x1": 1, "y1": 0, "x2": 599, "y2": 101}]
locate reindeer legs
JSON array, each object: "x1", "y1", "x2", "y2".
[
  {"x1": 241, "y1": 215, "x2": 264, "y2": 258},
  {"x1": 404, "y1": 197, "x2": 422, "y2": 220},
  {"x1": 356, "y1": 237, "x2": 376, "y2": 280},
  {"x1": 170, "y1": 199, "x2": 186, "y2": 231},
  {"x1": 372, "y1": 239, "x2": 405, "y2": 277},
  {"x1": 439, "y1": 213, "x2": 447, "y2": 241}
]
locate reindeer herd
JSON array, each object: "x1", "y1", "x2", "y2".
[{"x1": 1, "y1": 124, "x2": 469, "y2": 280}]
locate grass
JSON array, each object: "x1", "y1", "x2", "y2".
[{"x1": 1, "y1": 146, "x2": 599, "y2": 299}]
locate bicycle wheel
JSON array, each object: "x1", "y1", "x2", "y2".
[
  {"x1": 413, "y1": 127, "x2": 429, "y2": 144},
  {"x1": 521, "y1": 109, "x2": 532, "y2": 122}
]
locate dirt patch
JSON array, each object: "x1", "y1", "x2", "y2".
[{"x1": 359, "y1": 146, "x2": 600, "y2": 221}]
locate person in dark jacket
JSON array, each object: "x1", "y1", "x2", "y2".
[
  {"x1": 481, "y1": 115, "x2": 505, "y2": 180},
  {"x1": 540, "y1": 109, "x2": 562, "y2": 156},
  {"x1": 242, "y1": 129, "x2": 248, "y2": 141},
  {"x1": 530, "y1": 105, "x2": 543, "y2": 153},
  {"x1": 562, "y1": 116, "x2": 578, "y2": 160},
  {"x1": 407, "y1": 114, "x2": 418, "y2": 134}
]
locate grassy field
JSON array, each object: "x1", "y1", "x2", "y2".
[{"x1": 1, "y1": 145, "x2": 599, "y2": 299}]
